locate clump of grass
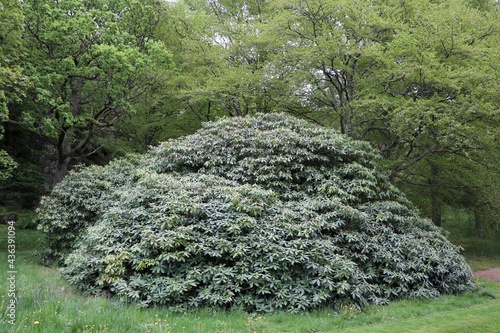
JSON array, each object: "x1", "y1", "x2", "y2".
[{"x1": 478, "y1": 289, "x2": 496, "y2": 300}]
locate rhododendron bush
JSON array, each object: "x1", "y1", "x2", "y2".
[{"x1": 37, "y1": 113, "x2": 474, "y2": 312}]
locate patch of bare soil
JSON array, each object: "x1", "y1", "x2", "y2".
[{"x1": 474, "y1": 268, "x2": 500, "y2": 281}]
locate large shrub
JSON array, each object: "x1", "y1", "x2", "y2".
[
  {"x1": 38, "y1": 113, "x2": 475, "y2": 312},
  {"x1": 36, "y1": 155, "x2": 142, "y2": 264}
]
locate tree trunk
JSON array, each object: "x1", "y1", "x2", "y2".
[
  {"x1": 430, "y1": 190, "x2": 442, "y2": 227},
  {"x1": 53, "y1": 133, "x2": 71, "y2": 186},
  {"x1": 430, "y1": 163, "x2": 442, "y2": 227},
  {"x1": 474, "y1": 207, "x2": 484, "y2": 238},
  {"x1": 52, "y1": 76, "x2": 84, "y2": 186},
  {"x1": 53, "y1": 157, "x2": 70, "y2": 186}
]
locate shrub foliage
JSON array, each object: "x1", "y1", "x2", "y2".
[
  {"x1": 37, "y1": 113, "x2": 475, "y2": 312},
  {"x1": 36, "y1": 157, "x2": 141, "y2": 264}
]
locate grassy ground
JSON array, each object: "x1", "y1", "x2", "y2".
[{"x1": 0, "y1": 221, "x2": 499, "y2": 333}]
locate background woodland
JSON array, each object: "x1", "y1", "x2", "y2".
[{"x1": 1, "y1": 0, "x2": 499, "y2": 236}]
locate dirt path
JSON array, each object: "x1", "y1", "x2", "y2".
[{"x1": 474, "y1": 268, "x2": 500, "y2": 281}]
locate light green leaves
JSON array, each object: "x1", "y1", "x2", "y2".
[{"x1": 0, "y1": 0, "x2": 25, "y2": 179}]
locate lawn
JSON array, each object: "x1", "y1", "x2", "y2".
[{"x1": 1, "y1": 223, "x2": 499, "y2": 333}]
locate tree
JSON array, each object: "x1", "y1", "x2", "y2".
[
  {"x1": 262, "y1": 0, "x2": 500, "y2": 226},
  {"x1": 0, "y1": 0, "x2": 25, "y2": 180},
  {"x1": 160, "y1": 0, "x2": 282, "y2": 121},
  {"x1": 363, "y1": 0, "x2": 500, "y2": 226},
  {"x1": 399, "y1": 150, "x2": 500, "y2": 236},
  {"x1": 38, "y1": 113, "x2": 474, "y2": 312},
  {"x1": 21, "y1": 0, "x2": 172, "y2": 184}
]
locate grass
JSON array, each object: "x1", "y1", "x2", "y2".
[{"x1": 0, "y1": 217, "x2": 499, "y2": 333}]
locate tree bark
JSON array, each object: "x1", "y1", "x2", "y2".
[
  {"x1": 474, "y1": 207, "x2": 484, "y2": 238},
  {"x1": 53, "y1": 157, "x2": 70, "y2": 186},
  {"x1": 53, "y1": 133, "x2": 71, "y2": 186},
  {"x1": 430, "y1": 163, "x2": 442, "y2": 227},
  {"x1": 52, "y1": 76, "x2": 85, "y2": 186}
]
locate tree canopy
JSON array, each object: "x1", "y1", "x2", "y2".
[
  {"x1": 0, "y1": 0, "x2": 25, "y2": 180},
  {"x1": 19, "y1": 0, "x2": 172, "y2": 184},
  {"x1": 1, "y1": 0, "x2": 498, "y2": 236},
  {"x1": 157, "y1": 0, "x2": 500, "y2": 230}
]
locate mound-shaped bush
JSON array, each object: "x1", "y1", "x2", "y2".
[
  {"x1": 37, "y1": 113, "x2": 475, "y2": 312},
  {"x1": 36, "y1": 156, "x2": 145, "y2": 264}
]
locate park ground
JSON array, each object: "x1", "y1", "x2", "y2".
[{"x1": 0, "y1": 212, "x2": 499, "y2": 333}]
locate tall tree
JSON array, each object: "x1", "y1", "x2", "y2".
[
  {"x1": 263, "y1": 0, "x2": 395, "y2": 130},
  {"x1": 264, "y1": 0, "x2": 500, "y2": 226},
  {"x1": 21, "y1": 0, "x2": 172, "y2": 184},
  {"x1": 0, "y1": 0, "x2": 25, "y2": 180},
  {"x1": 161, "y1": 0, "x2": 281, "y2": 120},
  {"x1": 363, "y1": 0, "x2": 500, "y2": 226}
]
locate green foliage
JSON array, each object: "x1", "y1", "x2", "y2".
[
  {"x1": 152, "y1": 0, "x2": 500, "y2": 235},
  {"x1": 20, "y1": 0, "x2": 173, "y2": 183},
  {"x1": 160, "y1": 0, "x2": 282, "y2": 120},
  {"x1": 0, "y1": 150, "x2": 16, "y2": 181},
  {"x1": 0, "y1": 225, "x2": 497, "y2": 333},
  {"x1": 0, "y1": 0, "x2": 25, "y2": 119},
  {"x1": 36, "y1": 155, "x2": 141, "y2": 264},
  {"x1": 149, "y1": 114, "x2": 385, "y2": 194},
  {"x1": 0, "y1": 158, "x2": 45, "y2": 205},
  {"x1": 15, "y1": 209, "x2": 39, "y2": 229},
  {"x1": 38, "y1": 113, "x2": 474, "y2": 312},
  {"x1": 0, "y1": 0, "x2": 25, "y2": 180}
]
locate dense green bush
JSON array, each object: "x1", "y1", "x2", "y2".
[
  {"x1": 38, "y1": 113, "x2": 475, "y2": 312},
  {"x1": 149, "y1": 114, "x2": 384, "y2": 198},
  {"x1": 36, "y1": 156, "x2": 141, "y2": 264}
]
